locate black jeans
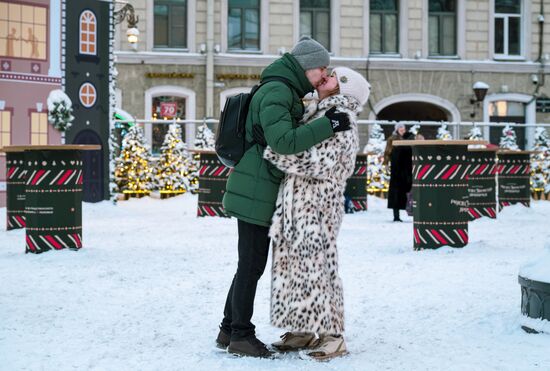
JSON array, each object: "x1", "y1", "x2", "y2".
[{"x1": 220, "y1": 219, "x2": 270, "y2": 340}]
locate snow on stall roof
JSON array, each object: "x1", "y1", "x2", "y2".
[{"x1": 1, "y1": 196, "x2": 550, "y2": 370}]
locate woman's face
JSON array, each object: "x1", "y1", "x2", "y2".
[
  {"x1": 317, "y1": 71, "x2": 339, "y2": 97},
  {"x1": 398, "y1": 126, "x2": 406, "y2": 136},
  {"x1": 305, "y1": 67, "x2": 328, "y2": 88}
]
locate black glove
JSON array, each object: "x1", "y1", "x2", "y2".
[
  {"x1": 324, "y1": 107, "x2": 351, "y2": 133},
  {"x1": 252, "y1": 124, "x2": 267, "y2": 147}
]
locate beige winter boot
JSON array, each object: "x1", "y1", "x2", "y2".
[
  {"x1": 272, "y1": 332, "x2": 320, "y2": 352},
  {"x1": 307, "y1": 335, "x2": 348, "y2": 361}
]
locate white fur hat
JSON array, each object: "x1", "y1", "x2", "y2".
[{"x1": 332, "y1": 67, "x2": 371, "y2": 106}]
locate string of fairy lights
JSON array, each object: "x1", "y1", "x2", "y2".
[
  {"x1": 366, "y1": 154, "x2": 389, "y2": 196},
  {"x1": 112, "y1": 121, "x2": 200, "y2": 197}
]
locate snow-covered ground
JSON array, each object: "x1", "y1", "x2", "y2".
[{"x1": 1, "y1": 196, "x2": 550, "y2": 371}]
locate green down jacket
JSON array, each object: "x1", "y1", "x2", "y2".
[{"x1": 222, "y1": 53, "x2": 334, "y2": 227}]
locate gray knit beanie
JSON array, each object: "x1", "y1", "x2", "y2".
[{"x1": 290, "y1": 36, "x2": 330, "y2": 71}]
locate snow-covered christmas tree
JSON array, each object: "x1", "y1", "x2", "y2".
[
  {"x1": 114, "y1": 125, "x2": 153, "y2": 197},
  {"x1": 364, "y1": 123, "x2": 389, "y2": 195},
  {"x1": 190, "y1": 123, "x2": 215, "y2": 194},
  {"x1": 187, "y1": 154, "x2": 200, "y2": 194},
  {"x1": 436, "y1": 123, "x2": 452, "y2": 140},
  {"x1": 467, "y1": 125, "x2": 485, "y2": 148},
  {"x1": 110, "y1": 111, "x2": 134, "y2": 200},
  {"x1": 109, "y1": 127, "x2": 120, "y2": 198},
  {"x1": 47, "y1": 89, "x2": 74, "y2": 132},
  {"x1": 468, "y1": 125, "x2": 483, "y2": 141},
  {"x1": 153, "y1": 124, "x2": 194, "y2": 196},
  {"x1": 194, "y1": 123, "x2": 216, "y2": 150},
  {"x1": 409, "y1": 124, "x2": 421, "y2": 137},
  {"x1": 531, "y1": 127, "x2": 550, "y2": 194},
  {"x1": 364, "y1": 123, "x2": 385, "y2": 153},
  {"x1": 499, "y1": 124, "x2": 519, "y2": 150}
]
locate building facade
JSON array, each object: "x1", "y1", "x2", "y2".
[
  {"x1": 0, "y1": 0, "x2": 63, "y2": 207},
  {"x1": 114, "y1": 0, "x2": 550, "y2": 151}
]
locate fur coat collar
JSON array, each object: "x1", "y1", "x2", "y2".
[{"x1": 302, "y1": 94, "x2": 363, "y2": 124}]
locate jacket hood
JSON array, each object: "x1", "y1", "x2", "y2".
[{"x1": 261, "y1": 53, "x2": 314, "y2": 97}]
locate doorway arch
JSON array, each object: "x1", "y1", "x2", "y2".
[
  {"x1": 73, "y1": 129, "x2": 104, "y2": 203},
  {"x1": 369, "y1": 94, "x2": 461, "y2": 139}
]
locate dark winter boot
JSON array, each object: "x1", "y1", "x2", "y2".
[
  {"x1": 227, "y1": 336, "x2": 275, "y2": 358},
  {"x1": 215, "y1": 328, "x2": 231, "y2": 349},
  {"x1": 393, "y1": 208, "x2": 402, "y2": 222}
]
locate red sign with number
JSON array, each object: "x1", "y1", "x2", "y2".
[{"x1": 160, "y1": 102, "x2": 177, "y2": 118}]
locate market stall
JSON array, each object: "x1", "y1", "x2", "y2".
[{"x1": 393, "y1": 140, "x2": 487, "y2": 250}]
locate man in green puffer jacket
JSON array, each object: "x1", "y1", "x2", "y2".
[{"x1": 217, "y1": 37, "x2": 352, "y2": 358}]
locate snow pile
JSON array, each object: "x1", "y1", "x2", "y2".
[
  {"x1": 519, "y1": 244, "x2": 550, "y2": 283},
  {"x1": 1, "y1": 197, "x2": 550, "y2": 370},
  {"x1": 520, "y1": 316, "x2": 550, "y2": 334}
]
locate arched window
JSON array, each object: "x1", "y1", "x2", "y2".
[
  {"x1": 144, "y1": 86, "x2": 197, "y2": 148},
  {"x1": 79, "y1": 82, "x2": 97, "y2": 108},
  {"x1": 79, "y1": 10, "x2": 97, "y2": 55}
]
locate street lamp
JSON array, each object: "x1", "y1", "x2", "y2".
[
  {"x1": 114, "y1": 2, "x2": 139, "y2": 50},
  {"x1": 126, "y1": 27, "x2": 139, "y2": 50},
  {"x1": 470, "y1": 81, "x2": 489, "y2": 118},
  {"x1": 472, "y1": 81, "x2": 489, "y2": 102}
]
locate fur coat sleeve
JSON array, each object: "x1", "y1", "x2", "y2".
[
  {"x1": 263, "y1": 94, "x2": 360, "y2": 181},
  {"x1": 263, "y1": 132, "x2": 350, "y2": 180}
]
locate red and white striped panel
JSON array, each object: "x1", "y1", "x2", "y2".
[
  {"x1": 414, "y1": 227, "x2": 468, "y2": 247},
  {"x1": 25, "y1": 233, "x2": 82, "y2": 253}
]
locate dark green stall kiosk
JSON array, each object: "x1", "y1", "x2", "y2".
[
  {"x1": 497, "y1": 150, "x2": 532, "y2": 210},
  {"x1": 3, "y1": 148, "x2": 26, "y2": 230},
  {"x1": 344, "y1": 153, "x2": 368, "y2": 212},
  {"x1": 194, "y1": 150, "x2": 232, "y2": 218},
  {"x1": 467, "y1": 147, "x2": 498, "y2": 220},
  {"x1": 1, "y1": 145, "x2": 100, "y2": 253},
  {"x1": 394, "y1": 140, "x2": 487, "y2": 250}
]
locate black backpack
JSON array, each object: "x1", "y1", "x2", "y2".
[{"x1": 215, "y1": 77, "x2": 295, "y2": 168}]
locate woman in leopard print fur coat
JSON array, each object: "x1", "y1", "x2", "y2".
[{"x1": 263, "y1": 67, "x2": 371, "y2": 359}]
